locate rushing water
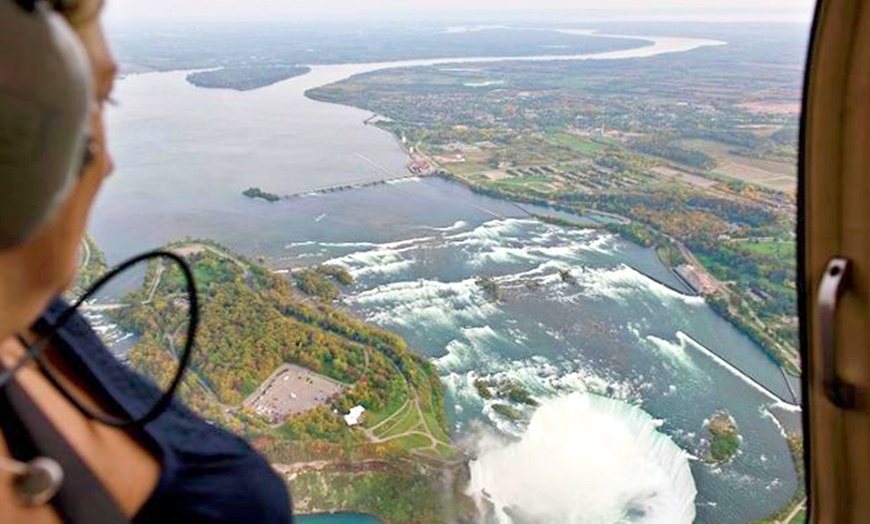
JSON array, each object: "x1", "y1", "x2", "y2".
[
  {"x1": 278, "y1": 184, "x2": 800, "y2": 522},
  {"x1": 469, "y1": 394, "x2": 697, "y2": 523},
  {"x1": 93, "y1": 31, "x2": 800, "y2": 523}
]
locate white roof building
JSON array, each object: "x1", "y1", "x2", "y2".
[{"x1": 343, "y1": 405, "x2": 366, "y2": 427}]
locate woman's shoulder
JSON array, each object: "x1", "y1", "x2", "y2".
[
  {"x1": 38, "y1": 298, "x2": 250, "y2": 453},
  {"x1": 38, "y1": 298, "x2": 293, "y2": 524}
]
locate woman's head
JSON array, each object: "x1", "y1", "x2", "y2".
[{"x1": 0, "y1": 0, "x2": 116, "y2": 338}]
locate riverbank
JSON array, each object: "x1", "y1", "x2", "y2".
[
  {"x1": 101, "y1": 239, "x2": 475, "y2": 523},
  {"x1": 95, "y1": 29, "x2": 802, "y2": 520},
  {"x1": 337, "y1": 66, "x2": 796, "y2": 362},
  {"x1": 292, "y1": 26, "x2": 797, "y2": 379},
  {"x1": 427, "y1": 167, "x2": 801, "y2": 376}
]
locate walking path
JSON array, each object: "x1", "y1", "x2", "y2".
[
  {"x1": 367, "y1": 400, "x2": 410, "y2": 434},
  {"x1": 142, "y1": 262, "x2": 165, "y2": 304},
  {"x1": 363, "y1": 388, "x2": 452, "y2": 457}
]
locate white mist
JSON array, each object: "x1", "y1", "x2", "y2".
[{"x1": 469, "y1": 393, "x2": 697, "y2": 523}]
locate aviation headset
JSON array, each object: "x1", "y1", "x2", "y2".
[
  {"x1": 0, "y1": 0, "x2": 93, "y2": 248},
  {"x1": 0, "y1": 1, "x2": 199, "y2": 520}
]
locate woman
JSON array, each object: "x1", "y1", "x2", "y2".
[{"x1": 0, "y1": 1, "x2": 293, "y2": 522}]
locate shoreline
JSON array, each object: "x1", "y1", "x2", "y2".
[
  {"x1": 427, "y1": 169, "x2": 801, "y2": 376},
  {"x1": 278, "y1": 172, "x2": 802, "y2": 413},
  {"x1": 119, "y1": 29, "x2": 724, "y2": 87},
  {"x1": 100, "y1": 29, "x2": 796, "y2": 522}
]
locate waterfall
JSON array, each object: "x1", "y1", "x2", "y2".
[{"x1": 469, "y1": 393, "x2": 697, "y2": 524}]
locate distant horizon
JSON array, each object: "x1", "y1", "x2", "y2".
[
  {"x1": 104, "y1": 0, "x2": 816, "y2": 26},
  {"x1": 106, "y1": 17, "x2": 815, "y2": 28}
]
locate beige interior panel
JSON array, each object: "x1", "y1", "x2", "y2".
[{"x1": 804, "y1": 1, "x2": 870, "y2": 522}]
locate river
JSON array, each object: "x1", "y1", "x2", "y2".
[
  {"x1": 95, "y1": 33, "x2": 724, "y2": 262},
  {"x1": 93, "y1": 31, "x2": 798, "y2": 523}
]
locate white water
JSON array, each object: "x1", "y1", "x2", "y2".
[
  {"x1": 469, "y1": 393, "x2": 697, "y2": 524},
  {"x1": 309, "y1": 211, "x2": 801, "y2": 522},
  {"x1": 99, "y1": 27, "x2": 804, "y2": 521}
]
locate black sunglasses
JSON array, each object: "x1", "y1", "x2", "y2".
[{"x1": 13, "y1": 0, "x2": 77, "y2": 12}]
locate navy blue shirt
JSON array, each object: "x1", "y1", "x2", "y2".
[{"x1": 37, "y1": 299, "x2": 293, "y2": 524}]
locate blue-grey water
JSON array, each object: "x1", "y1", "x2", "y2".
[
  {"x1": 276, "y1": 180, "x2": 800, "y2": 523},
  {"x1": 92, "y1": 33, "x2": 801, "y2": 523}
]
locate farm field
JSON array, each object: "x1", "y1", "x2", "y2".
[{"x1": 683, "y1": 139, "x2": 797, "y2": 192}]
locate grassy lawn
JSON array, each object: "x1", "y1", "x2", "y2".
[
  {"x1": 546, "y1": 132, "x2": 605, "y2": 154},
  {"x1": 377, "y1": 404, "x2": 421, "y2": 439},
  {"x1": 392, "y1": 433, "x2": 432, "y2": 451},
  {"x1": 373, "y1": 401, "x2": 412, "y2": 438},
  {"x1": 735, "y1": 239, "x2": 795, "y2": 258},
  {"x1": 434, "y1": 443, "x2": 456, "y2": 459},
  {"x1": 364, "y1": 376, "x2": 409, "y2": 428},
  {"x1": 496, "y1": 175, "x2": 554, "y2": 186},
  {"x1": 421, "y1": 410, "x2": 451, "y2": 444},
  {"x1": 193, "y1": 264, "x2": 220, "y2": 287},
  {"x1": 365, "y1": 358, "x2": 455, "y2": 455},
  {"x1": 447, "y1": 161, "x2": 490, "y2": 175},
  {"x1": 494, "y1": 175, "x2": 558, "y2": 194},
  {"x1": 157, "y1": 256, "x2": 238, "y2": 294}
]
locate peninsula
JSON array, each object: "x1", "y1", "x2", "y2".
[{"x1": 187, "y1": 66, "x2": 310, "y2": 91}]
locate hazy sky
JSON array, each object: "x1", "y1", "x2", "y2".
[{"x1": 104, "y1": 0, "x2": 816, "y2": 24}]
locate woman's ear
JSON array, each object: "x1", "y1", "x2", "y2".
[{"x1": 66, "y1": 1, "x2": 116, "y2": 107}]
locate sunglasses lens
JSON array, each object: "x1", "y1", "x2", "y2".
[{"x1": 58, "y1": 253, "x2": 196, "y2": 425}]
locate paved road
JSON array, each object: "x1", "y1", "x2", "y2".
[
  {"x1": 780, "y1": 499, "x2": 806, "y2": 523},
  {"x1": 80, "y1": 237, "x2": 91, "y2": 268}
]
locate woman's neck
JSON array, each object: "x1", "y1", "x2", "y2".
[{"x1": 0, "y1": 253, "x2": 56, "y2": 346}]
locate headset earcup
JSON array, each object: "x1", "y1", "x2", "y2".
[{"x1": 0, "y1": 0, "x2": 93, "y2": 249}]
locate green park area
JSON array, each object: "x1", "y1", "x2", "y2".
[{"x1": 99, "y1": 240, "x2": 469, "y2": 522}]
